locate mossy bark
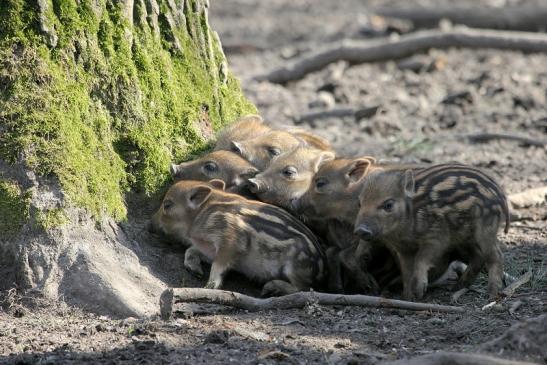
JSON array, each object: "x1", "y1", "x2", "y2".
[
  {"x1": 0, "y1": 0, "x2": 255, "y2": 221},
  {"x1": 0, "y1": 0, "x2": 256, "y2": 315}
]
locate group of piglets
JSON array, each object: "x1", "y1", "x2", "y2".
[{"x1": 150, "y1": 115, "x2": 510, "y2": 301}]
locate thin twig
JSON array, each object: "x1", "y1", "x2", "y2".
[
  {"x1": 501, "y1": 271, "x2": 533, "y2": 298},
  {"x1": 160, "y1": 288, "x2": 465, "y2": 319},
  {"x1": 510, "y1": 224, "x2": 545, "y2": 231},
  {"x1": 465, "y1": 133, "x2": 546, "y2": 147}
]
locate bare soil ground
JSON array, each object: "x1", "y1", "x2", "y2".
[{"x1": 1, "y1": 0, "x2": 546, "y2": 364}]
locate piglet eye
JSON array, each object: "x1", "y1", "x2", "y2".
[
  {"x1": 315, "y1": 178, "x2": 328, "y2": 189},
  {"x1": 267, "y1": 146, "x2": 281, "y2": 156},
  {"x1": 382, "y1": 199, "x2": 395, "y2": 212},
  {"x1": 203, "y1": 162, "x2": 217, "y2": 173},
  {"x1": 163, "y1": 199, "x2": 174, "y2": 210},
  {"x1": 282, "y1": 166, "x2": 297, "y2": 178}
]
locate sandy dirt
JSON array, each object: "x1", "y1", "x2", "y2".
[{"x1": 1, "y1": 0, "x2": 546, "y2": 364}]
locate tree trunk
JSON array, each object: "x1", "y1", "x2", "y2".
[{"x1": 0, "y1": 0, "x2": 255, "y2": 317}]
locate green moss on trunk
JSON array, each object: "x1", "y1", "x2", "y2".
[
  {"x1": 0, "y1": 0, "x2": 255, "y2": 221},
  {"x1": 0, "y1": 180, "x2": 30, "y2": 239}
]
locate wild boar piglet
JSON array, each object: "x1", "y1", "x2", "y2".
[
  {"x1": 354, "y1": 164, "x2": 509, "y2": 300},
  {"x1": 247, "y1": 147, "x2": 335, "y2": 211},
  {"x1": 151, "y1": 179, "x2": 327, "y2": 296},
  {"x1": 231, "y1": 129, "x2": 333, "y2": 171},
  {"x1": 214, "y1": 114, "x2": 270, "y2": 151},
  {"x1": 170, "y1": 150, "x2": 258, "y2": 195},
  {"x1": 296, "y1": 156, "x2": 377, "y2": 223}
]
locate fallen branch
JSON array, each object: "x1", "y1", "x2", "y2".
[
  {"x1": 465, "y1": 133, "x2": 546, "y2": 147},
  {"x1": 296, "y1": 107, "x2": 354, "y2": 123},
  {"x1": 295, "y1": 105, "x2": 380, "y2": 124},
  {"x1": 375, "y1": 6, "x2": 547, "y2": 32},
  {"x1": 255, "y1": 27, "x2": 547, "y2": 83},
  {"x1": 160, "y1": 288, "x2": 464, "y2": 319},
  {"x1": 510, "y1": 224, "x2": 545, "y2": 231},
  {"x1": 501, "y1": 271, "x2": 533, "y2": 299}
]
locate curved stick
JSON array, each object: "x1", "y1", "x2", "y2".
[
  {"x1": 255, "y1": 28, "x2": 547, "y2": 84},
  {"x1": 160, "y1": 288, "x2": 464, "y2": 319}
]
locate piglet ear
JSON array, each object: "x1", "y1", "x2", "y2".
[
  {"x1": 313, "y1": 151, "x2": 335, "y2": 172},
  {"x1": 402, "y1": 170, "x2": 415, "y2": 197},
  {"x1": 346, "y1": 158, "x2": 372, "y2": 183},
  {"x1": 231, "y1": 141, "x2": 243, "y2": 155},
  {"x1": 189, "y1": 185, "x2": 212, "y2": 208},
  {"x1": 208, "y1": 179, "x2": 226, "y2": 191}
]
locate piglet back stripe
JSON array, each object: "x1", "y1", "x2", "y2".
[
  {"x1": 246, "y1": 203, "x2": 325, "y2": 256},
  {"x1": 413, "y1": 164, "x2": 509, "y2": 231}
]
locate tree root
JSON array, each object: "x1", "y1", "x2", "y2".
[
  {"x1": 160, "y1": 288, "x2": 464, "y2": 319},
  {"x1": 255, "y1": 27, "x2": 547, "y2": 84}
]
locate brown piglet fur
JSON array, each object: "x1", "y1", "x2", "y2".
[
  {"x1": 247, "y1": 147, "x2": 335, "y2": 211},
  {"x1": 170, "y1": 150, "x2": 258, "y2": 195},
  {"x1": 354, "y1": 164, "x2": 509, "y2": 300},
  {"x1": 151, "y1": 179, "x2": 327, "y2": 296},
  {"x1": 214, "y1": 114, "x2": 270, "y2": 152}
]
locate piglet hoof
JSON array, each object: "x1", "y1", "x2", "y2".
[
  {"x1": 488, "y1": 286, "x2": 502, "y2": 301},
  {"x1": 359, "y1": 276, "x2": 380, "y2": 295},
  {"x1": 204, "y1": 281, "x2": 217, "y2": 290},
  {"x1": 184, "y1": 262, "x2": 204, "y2": 278},
  {"x1": 261, "y1": 280, "x2": 298, "y2": 297}
]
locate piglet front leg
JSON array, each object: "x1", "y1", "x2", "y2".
[
  {"x1": 204, "y1": 260, "x2": 230, "y2": 289},
  {"x1": 203, "y1": 244, "x2": 235, "y2": 290}
]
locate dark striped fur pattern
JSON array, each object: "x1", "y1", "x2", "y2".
[
  {"x1": 355, "y1": 162, "x2": 507, "y2": 300},
  {"x1": 412, "y1": 164, "x2": 509, "y2": 233},
  {"x1": 199, "y1": 198, "x2": 327, "y2": 284}
]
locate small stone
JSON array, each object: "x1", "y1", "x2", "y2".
[
  {"x1": 427, "y1": 317, "x2": 446, "y2": 325},
  {"x1": 308, "y1": 91, "x2": 336, "y2": 109},
  {"x1": 509, "y1": 187, "x2": 547, "y2": 208}
]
